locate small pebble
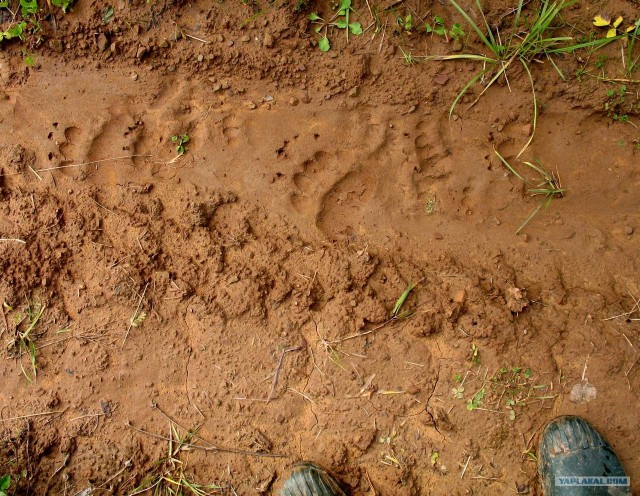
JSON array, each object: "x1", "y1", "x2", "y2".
[{"x1": 624, "y1": 225, "x2": 634, "y2": 235}]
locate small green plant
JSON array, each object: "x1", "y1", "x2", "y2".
[
  {"x1": 0, "y1": 22, "x2": 26, "y2": 43},
  {"x1": 171, "y1": 133, "x2": 189, "y2": 155},
  {"x1": 19, "y1": 0, "x2": 38, "y2": 17},
  {"x1": 468, "y1": 343, "x2": 480, "y2": 364},
  {"x1": 51, "y1": 0, "x2": 73, "y2": 12},
  {"x1": 5, "y1": 300, "x2": 45, "y2": 382},
  {"x1": 103, "y1": 5, "x2": 114, "y2": 23},
  {"x1": 397, "y1": 14, "x2": 413, "y2": 32},
  {"x1": 425, "y1": 16, "x2": 465, "y2": 42},
  {"x1": 392, "y1": 281, "x2": 415, "y2": 318},
  {"x1": 594, "y1": 54, "x2": 608, "y2": 77},
  {"x1": 494, "y1": 149, "x2": 566, "y2": 234},
  {"x1": 399, "y1": 47, "x2": 416, "y2": 65},
  {"x1": 425, "y1": 197, "x2": 437, "y2": 214},
  {"x1": 309, "y1": 0, "x2": 362, "y2": 52},
  {"x1": 604, "y1": 85, "x2": 634, "y2": 124},
  {"x1": 467, "y1": 388, "x2": 485, "y2": 410},
  {"x1": 425, "y1": 16, "x2": 446, "y2": 37},
  {"x1": 0, "y1": 475, "x2": 10, "y2": 496},
  {"x1": 454, "y1": 366, "x2": 554, "y2": 417},
  {"x1": 22, "y1": 49, "x2": 34, "y2": 66}
]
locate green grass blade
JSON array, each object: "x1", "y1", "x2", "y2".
[
  {"x1": 449, "y1": 67, "x2": 491, "y2": 117},
  {"x1": 522, "y1": 160, "x2": 549, "y2": 179},
  {"x1": 513, "y1": 0, "x2": 524, "y2": 31},
  {"x1": 494, "y1": 148, "x2": 527, "y2": 182},
  {"x1": 449, "y1": 0, "x2": 496, "y2": 55},
  {"x1": 546, "y1": 52, "x2": 565, "y2": 79},
  {"x1": 516, "y1": 203, "x2": 543, "y2": 234},
  {"x1": 547, "y1": 35, "x2": 623, "y2": 54},
  {"x1": 392, "y1": 281, "x2": 416, "y2": 317}
]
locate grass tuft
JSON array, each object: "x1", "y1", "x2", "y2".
[
  {"x1": 494, "y1": 149, "x2": 566, "y2": 234},
  {"x1": 130, "y1": 422, "x2": 222, "y2": 496},
  {"x1": 418, "y1": 0, "x2": 627, "y2": 156},
  {"x1": 4, "y1": 300, "x2": 45, "y2": 383}
]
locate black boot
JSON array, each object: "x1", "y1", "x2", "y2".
[
  {"x1": 538, "y1": 416, "x2": 630, "y2": 495},
  {"x1": 279, "y1": 462, "x2": 347, "y2": 496}
]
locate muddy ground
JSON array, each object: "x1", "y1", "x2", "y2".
[{"x1": 0, "y1": 0, "x2": 639, "y2": 494}]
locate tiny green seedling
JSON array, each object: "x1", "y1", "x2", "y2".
[
  {"x1": 494, "y1": 149, "x2": 566, "y2": 234},
  {"x1": 309, "y1": 0, "x2": 362, "y2": 52},
  {"x1": 468, "y1": 343, "x2": 480, "y2": 364},
  {"x1": 399, "y1": 47, "x2": 416, "y2": 65},
  {"x1": 466, "y1": 388, "x2": 485, "y2": 410},
  {"x1": 604, "y1": 85, "x2": 634, "y2": 124},
  {"x1": 19, "y1": 0, "x2": 38, "y2": 17},
  {"x1": 51, "y1": 0, "x2": 73, "y2": 13},
  {"x1": 397, "y1": 14, "x2": 414, "y2": 32},
  {"x1": 103, "y1": 6, "x2": 115, "y2": 24},
  {"x1": 425, "y1": 197, "x2": 437, "y2": 214},
  {"x1": 425, "y1": 16, "x2": 465, "y2": 42},
  {"x1": 22, "y1": 49, "x2": 34, "y2": 66},
  {"x1": 171, "y1": 133, "x2": 189, "y2": 155},
  {"x1": 425, "y1": 16, "x2": 446, "y2": 37},
  {"x1": 392, "y1": 281, "x2": 416, "y2": 318},
  {"x1": 455, "y1": 365, "x2": 553, "y2": 417},
  {"x1": 0, "y1": 22, "x2": 26, "y2": 43}
]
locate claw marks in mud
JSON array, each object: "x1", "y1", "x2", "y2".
[
  {"x1": 288, "y1": 113, "x2": 458, "y2": 237},
  {"x1": 316, "y1": 168, "x2": 377, "y2": 239},
  {"x1": 58, "y1": 126, "x2": 81, "y2": 161},
  {"x1": 45, "y1": 104, "x2": 144, "y2": 186},
  {"x1": 221, "y1": 114, "x2": 241, "y2": 143},
  {"x1": 291, "y1": 151, "x2": 334, "y2": 217}
]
